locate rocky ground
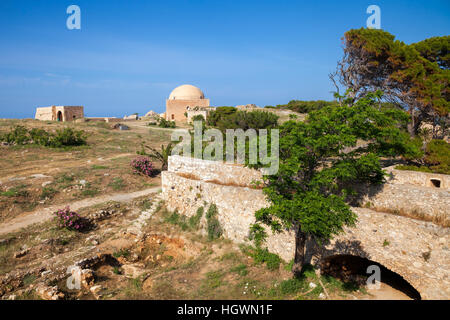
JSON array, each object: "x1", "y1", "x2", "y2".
[
  {"x1": 0, "y1": 119, "x2": 412, "y2": 300},
  {"x1": 0, "y1": 191, "x2": 396, "y2": 300}
]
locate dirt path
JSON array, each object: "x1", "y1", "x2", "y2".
[
  {"x1": 364, "y1": 283, "x2": 412, "y2": 300},
  {"x1": 0, "y1": 186, "x2": 161, "y2": 236}
]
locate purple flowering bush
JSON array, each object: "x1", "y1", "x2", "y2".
[
  {"x1": 131, "y1": 156, "x2": 154, "y2": 177},
  {"x1": 54, "y1": 206, "x2": 85, "y2": 231}
]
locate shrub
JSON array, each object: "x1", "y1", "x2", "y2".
[
  {"x1": 131, "y1": 156, "x2": 154, "y2": 177},
  {"x1": 206, "y1": 107, "x2": 237, "y2": 127},
  {"x1": 424, "y1": 139, "x2": 449, "y2": 174},
  {"x1": 252, "y1": 247, "x2": 282, "y2": 271},
  {"x1": 29, "y1": 128, "x2": 51, "y2": 146},
  {"x1": 207, "y1": 109, "x2": 279, "y2": 131},
  {"x1": 54, "y1": 206, "x2": 86, "y2": 231},
  {"x1": 158, "y1": 118, "x2": 176, "y2": 128},
  {"x1": 240, "y1": 245, "x2": 282, "y2": 271},
  {"x1": 191, "y1": 114, "x2": 205, "y2": 122},
  {"x1": 276, "y1": 100, "x2": 338, "y2": 113},
  {"x1": 396, "y1": 139, "x2": 449, "y2": 174},
  {"x1": 0, "y1": 126, "x2": 87, "y2": 148},
  {"x1": 188, "y1": 206, "x2": 204, "y2": 229},
  {"x1": 206, "y1": 204, "x2": 222, "y2": 240},
  {"x1": 164, "y1": 210, "x2": 189, "y2": 230},
  {"x1": 279, "y1": 278, "x2": 307, "y2": 295},
  {"x1": 49, "y1": 128, "x2": 87, "y2": 147},
  {"x1": 137, "y1": 143, "x2": 174, "y2": 171}
]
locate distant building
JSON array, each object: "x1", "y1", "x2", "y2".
[
  {"x1": 166, "y1": 84, "x2": 210, "y2": 122},
  {"x1": 35, "y1": 106, "x2": 84, "y2": 122}
]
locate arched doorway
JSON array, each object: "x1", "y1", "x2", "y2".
[
  {"x1": 57, "y1": 111, "x2": 63, "y2": 122},
  {"x1": 321, "y1": 255, "x2": 421, "y2": 300}
]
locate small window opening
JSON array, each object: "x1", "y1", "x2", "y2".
[{"x1": 430, "y1": 179, "x2": 441, "y2": 188}]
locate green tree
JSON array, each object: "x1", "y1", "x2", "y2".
[
  {"x1": 334, "y1": 28, "x2": 449, "y2": 137},
  {"x1": 251, "y1": 92, "x2": 421, "y2": 276}
]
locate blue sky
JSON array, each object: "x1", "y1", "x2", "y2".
[{"x1": 0, "y1": 0, "x2": 449, "y2": 118}]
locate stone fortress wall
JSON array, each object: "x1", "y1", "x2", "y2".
[{"x1": 162, "y1": 155, "x2": 450, "y2": 299}]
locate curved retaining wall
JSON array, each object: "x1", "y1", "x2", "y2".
[{"x1": 161, "y1": 156, "x2": 450, "y2": 299}]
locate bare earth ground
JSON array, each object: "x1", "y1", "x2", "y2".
[{"x1": 0, "y1": 119, "x2": 411, "y2": 300}]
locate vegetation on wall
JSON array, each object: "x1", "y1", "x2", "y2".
[{"x1": 206, "y1": 203, "x2": 222, "y2": 240}]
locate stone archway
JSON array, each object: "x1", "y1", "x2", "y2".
[
  {"x1": 57, "y1": 111, "x2": 63, "y2": 122},
  {"x1": 320, "y1": 254, "x2": 421, "y2": 300}
]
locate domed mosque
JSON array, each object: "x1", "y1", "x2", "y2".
[{"x1": 165, "y1": 84, "x2": 210, "y2": 121}]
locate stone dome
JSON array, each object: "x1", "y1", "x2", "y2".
[{"x1": 169, "y1": 84, "x2": 205, "y2": 100}]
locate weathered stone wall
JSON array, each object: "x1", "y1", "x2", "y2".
[
  {"x1": 61, "y1": 106, "x2": 84, "y2": 122},
  {"x1": 167, "y1": 155, "x2": 263, "y2": 187},
  {"x1": 161, "y1": 156, "x2": 450, "y2": 299},
  {"x1": 357, "y1": 183, "x2": 449, "y2": 226},
  {"x1": 166, "y1": 99, "x2": 210, "y2": 122},
  {"x1": 186, "y1": 110, "x2": 208, "y2": 123},
  {"x1": 167, "y1": 156, "x2": 448, "y2": 225},
  {"x1": 34, "y1": 107, "x2": 54, "y2": 121},
  {"x1": 385, "y1": 166, "x2": 450, "y2": 189},
  {"x1": 35, "y1": 106, "x2": 84, "y2": 122}
]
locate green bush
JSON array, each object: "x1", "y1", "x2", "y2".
[
  {"x1": 207, "y1": 109, "x2": 279, "y2": 131},
  {"x1": 49, "y1": 128, "x2": 87, "y2": 147},
  {"x1": 188, "y1": 206, "x2": 204, "y2": 230},
  {"x1": 164, "y1": 210, "x2": 189, "y2": 230},
  {"x1": 276, "y1": 100, "x2": 338, "y2": 113},
  {"x1": 158, "y1": 118, "x2": 176, "y2": 128},
  {"x1": 240, "y1": 245, "x2": 282, "y2": 271},
  {"x1": 206, "y1": 204, "x2": 222, "y2": 240},
  {"x1": 0, "y1": 126, "x2": 87, "y2": 148},
  {"x1": 424, "y1": 139, "x2": 449, "y2": 174},
  {"x1": 2, "y1": 125, "x2": 29, "y2": 145},
  {"x1": 279, "y1": 278, "x2": 307, "y2": 295},
  {"x1": 396, "y1": 139, "x2": 449, "y2": 174},
  {"x1": 29, "y1": 128, "x2": 51, "y2": 146},
  {"x1": 191, "y1": 114, "x2": 205, "y2": 122},
  {"x1": 206, "y1": 107, "x2": 237, "y2": 127}
]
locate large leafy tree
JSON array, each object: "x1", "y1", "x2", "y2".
[
  {"x1": 251, "y1": 92, "x2": 421, "y2": 276},
  {"x1": 333, "y1": 28, "x2": 449, "y2": 137}
]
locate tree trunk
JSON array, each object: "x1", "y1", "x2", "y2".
[
  {"x1": 292, "y1": 226, "x2": 307, "y2": 277},
  {"x1": 408, "y1": 108, "x2": 416, "y2": 137}
]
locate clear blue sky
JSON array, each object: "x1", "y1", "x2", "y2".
[{"x1": 0, "y1": 0, "x2": 449, "y2": 118}]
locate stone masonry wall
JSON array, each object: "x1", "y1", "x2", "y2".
[
  {"x1": 162, "y1": 156, "x2": 450, "y2": 299},
  {"x1": 166, "y1": 99, "x2": 210, "y2": 122},
  {"x1": 384, "y1": 166, "x2": 450, "y2": 189}
]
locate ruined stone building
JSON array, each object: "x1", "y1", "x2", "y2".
[
  {"x1": 165, "y1": 85, "x2": 210, "y2": 122},
  {"x1": 35, "y1": 106, "x2": 84, "y2": 122}
]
